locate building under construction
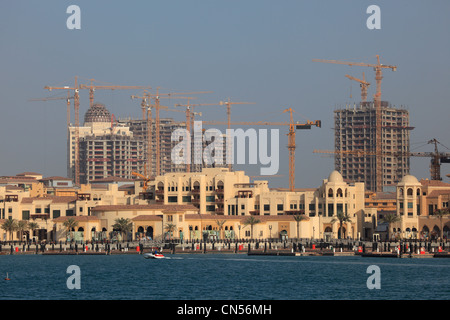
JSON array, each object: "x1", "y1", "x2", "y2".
[
  {"x1": 334, "y1": 101, "x2": 413, "y2": 191},
  {"x1": 68, "y1": 102, "x2": 226, "y2": 184}
]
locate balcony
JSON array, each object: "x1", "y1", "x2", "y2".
[
  {"x1": 215, "y1": 188, "x2": 224, "y2": 194},
  {"x1": 191, "y1": 189, "x2": 201, "y2": 194},
  {"x1": 215, "y1": 208, "x2": 224, "y2": 214},
  {"x1": 215, "y1": 198, "x2": 224, "y2": 203},
  {"x1": 155, "y1": 189, "x2": 164, "y2": 195}
]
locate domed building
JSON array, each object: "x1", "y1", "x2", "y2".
[
  {"x1": 83, "y1": 102, "x2": 111, "y2": 126},
  {"x1": 67, "y1": 102, "x2": 145, "y2": 184}
]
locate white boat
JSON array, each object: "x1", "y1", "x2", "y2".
[{"x1": 143, "y1": 252, "x2": 165, "y2": 259}]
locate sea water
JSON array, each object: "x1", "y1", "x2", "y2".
[{"x1": 0, "y1": 254, "x2": 449, "y2": 300}]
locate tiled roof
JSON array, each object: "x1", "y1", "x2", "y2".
[
  {"x1": 21, "y1": 196, "x2": 77, "y2": 204},
  {"x1": 53, "y1": 216, "x2": 100, "y2": 222},
  {"x1": 184, "y1": 214, "x2": 309, "y2": 222},
  {"x1": 40, "y1": 176, "x2": 73, "y2": 181},
  {"x1": 132, "y1": 215, "x2": 163, "y2": 221},
  {"x1": 427, "y1": 190, "x2": 450, "y2": 198},
  {"x1": 420, "y1": 179, "x2": 450, "y2": 187},
  {"x1": 92, "y1": 204, "x2": 199, "y2": 212}
]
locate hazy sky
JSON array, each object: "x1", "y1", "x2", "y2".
[{"x1": 1, "y1": 1, "x2": 449, "y2": 188}]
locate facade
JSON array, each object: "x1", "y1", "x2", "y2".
[
  {"x1": 2, "y1": 168, "x2": 449, "y2": 243},
  {"x1": 68, "y1": 103, "x2": 146, "y2": 183},
  {"x1": 334, "y1": 101, "x2": 413, "y2": 191}
]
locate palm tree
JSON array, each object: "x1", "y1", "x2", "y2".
[
  {"x1": 63, "y1": 217, "x2": 78, "y2": 242},
  {"x1": 164, "y1": 223, "x2": 177, "y2": 240},
  {"x1": 331, "y1": 211, "x2": 351, "y2": 239},
  {"x1": 215, "y1": 219, "x2": 227, "y2": 239},
  {"x1": 293, "y1": 214, "x2": 308, "y2": 240},
  {"x1": 28, "y1": 222, "x2": 39, "y2": 241},
  {"x1": 16, "y1": 220, "x2": 29, "y2": 243},
  {"x1": 380, "y1": 213, "x2": 401, "y2": 241},
  {"x1": 1, "y1": 219, "x2": 18, "y2": 241},
  {"x1": 243, "y1": 216, "x2": 261, "y2": 239},
  {"x1": 433, "y1": 209, "x2": 450, "y2": 240},
  {"x1": 112, "y1": 218, "x2": 133, "y2": 241}
]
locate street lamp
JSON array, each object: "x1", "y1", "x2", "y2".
[{"x1": 269, "y1": 225, "x2": 272, "y2": 239}]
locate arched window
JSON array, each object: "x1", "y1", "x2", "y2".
[
  {"x1": 337, "y1": 188, "x2": 343, "y2": 197},
  {"x1": 399, "y1": 188, "x2": 404, "y2": 197},
  {"x1": 328, "y1": 188, "x2": 333, "y2": 198},
  {"x1": 407, "y1": 188, "x2": 413, "y2": 196}
]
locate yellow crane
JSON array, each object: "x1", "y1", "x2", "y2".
[
  {"x1": 44, "y1": 77, "x2": 82, "y2": 185},
  {"x1": 345, "y1": 72, "x2": 370, "y2": 102},
  {"x1": 204, "y1": 109, "x2": 321, "y2": 191},
  {"x1": 312, "y1": 55, "x2": 397, "y2": 192}
]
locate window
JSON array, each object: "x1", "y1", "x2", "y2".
[
  {"x1": 53, "y1": 210, "x2": 61, "y2": 219},
  {"x1": 22, "y1": 210, "x2": 30, "y2": 220},
  {"x1": 277, "y1": 204, "x2": 284, "y2": 211},
  {"x1": 168, "y1": 196, "x2": 177, "y2": 203},
  {"x1": 35, "y1": 208, "x2": 41, "y2": 214},
  {"x1": 264, "y1": 204, "x2": 270, "y2": 211},
  {"x1": 182, "y1": 196, "x2": 191, "y2": 203},
  {"x1": 66, "y1": 209, "x2": 74, "y2": 216},
  {"x1": 206, "y1": 196, "x2": 215, "y2": 202}
]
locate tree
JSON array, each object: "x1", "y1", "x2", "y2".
[
  {"x1": 112, "y1": 218, "x2": 133, "y2": 241},
  {"x1": 293, "y1": 215, "x2": 308, "y2": 240},
  {"x1": 215, "y1": 219, "x2": 227, "y2": 239},
  {"x1": 1, "y1": 219, "x2": 18, "y2": 241},
  {"x1": 164, "y1": 223, "x2": 177, "y2": 240},
  {"x1": 380, "y1": 213, "x2": 401, "y2": 241},
  {"x1": 331, "y1": 211, "x2": 351, "y2": 239},
  {"x1": 63, "y1": 217, "x2": 79, "y2": 242},
  {"x1": 28, "y1": 222, "x2": 39, "y2": 241},
  {"x1": 16, "y1": 220, "x2": 29, "y2": 242},
  {"x1": 433, "y1": 209, "x2": 450, "y2": 240},
  {"x1": 243, "y1": 216, "x2": 261, "y2": 239}
]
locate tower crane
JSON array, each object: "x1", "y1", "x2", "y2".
[
  {"x1": 345, "y1": 72, "x2": 370, "y2": 102},
  {"x1": 195, "y1": 99, "x2": 256, "y2": 171},
  {"x1": 131, "y1": 89, "x2": 212, "y2": 177},
  {"x1": 44, "y1": 76, "x2": 81, "y2": 185},
  {"x1": 29, "y1": 93, "x2": 74, "y2": 129},
  {"x1": 79, "y1": 79, "x2": 151, "y2": 108},
  {"x1": 312, "y1": 55, "x2": 397, "y2": 192},
  {"x1": 204, "y1": 109, "x2": 321, "y2": 192},
  {"x1": 313, "y1": 140, "x2": 450, "y2": 181}
]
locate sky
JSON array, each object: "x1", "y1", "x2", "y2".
[{"x1": 0, "y1": 1, "x2": 449, "y2": 188}]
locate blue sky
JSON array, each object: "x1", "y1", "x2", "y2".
[{"x1": 0, "y1": 1, "x2": 449, "y2": 188}]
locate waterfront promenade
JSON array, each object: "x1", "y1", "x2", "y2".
[{"x1": 1, "y1": 238, "x2": 449, "y2": 258}]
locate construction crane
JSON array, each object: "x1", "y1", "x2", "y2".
[
  {"x1": 195, "y1": 99, "x2": 256, "y2": 171},
  {"x1": 131, "y1": 89, "x2": 212, "y2": 177},
  {"x1": 313, "y1": 140, "x2": 450, "y2": 181},
  {"x1": 345, "y1": 72, "x2": 370, "y2": 102},
  {"x1": 312, "y1": 55, "x2": 397, "y2": 192},
  {"x1": 428, "y1": 139, "x2": 450, "y2": 181},
  {"x1": 44, "y1": 76, "x2": 81, "y2": 185},
  {"x1": 132, "y1": 171, "x2": 152, "y2": 192},
  {"x1": 204, "y1": 109, "x2": 321, "y2": 191},
  {"x1": 29, "y1": 93, "x2": 74, "y2": 130},
  {"x1": 79, "y1": 79, "x2": 151, "y2": 108}
]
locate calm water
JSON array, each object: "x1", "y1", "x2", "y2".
[{"x1": 0, "y1": 253, "x2": 449, "y2": 300}]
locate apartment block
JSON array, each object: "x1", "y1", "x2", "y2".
[{"x1": 334, "y1": 101, "x2": 413, "y2": 191}]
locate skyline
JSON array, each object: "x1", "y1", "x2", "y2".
[{"x1": 1, "y1": 1, "x2": 449, "y2": 188}]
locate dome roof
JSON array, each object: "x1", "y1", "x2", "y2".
[
  {"x1": 328, "y1": 170, "x2": 344, "y2": 183},
  {"x1": 84, "y1": 103, "x2": 111, "y2": 124},
  {"x1": 400, "y1": 175, "x2": 419, "y2": 185}
]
